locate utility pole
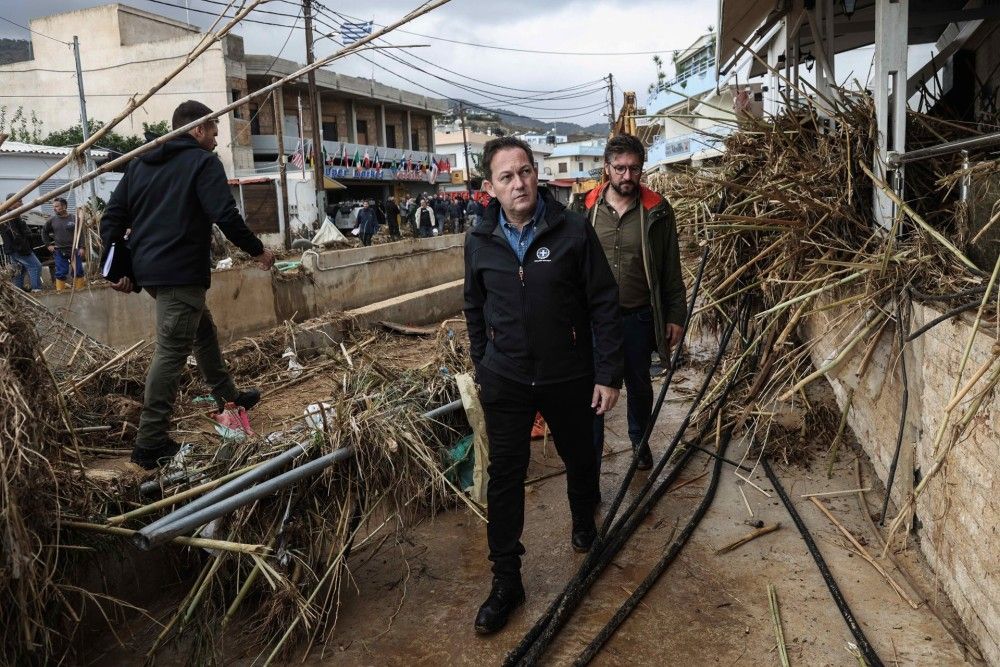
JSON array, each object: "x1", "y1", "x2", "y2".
[
  {"x1": 272, "y1": 80, "x2": 291, "y2": 249},
  {"x1": 297, "y1": 94, "x2": 306, "y2": 180},
  {"x1": 303, "y1": 0, "x2": 326, "y2": 220},
  {"x1": 607, "y1": 73, "x2": 616, "y2": 134},
  {"x1": 72, "y1": 35, "x2": 98, "y2": 269},
  {"x1": 459, "y1": 102, "x2": 472, "y2": 196}
]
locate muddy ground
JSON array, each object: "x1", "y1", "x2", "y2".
[{"x1": 89, "y1": 335, "x2": 982, "y2": 666}]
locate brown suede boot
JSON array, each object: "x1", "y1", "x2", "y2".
[
  {"x1": 73, "y1": 276, "x2": 86, "y2": 289},
  {"x1": 55, "y1": 279, "x2": 67, "y2": 291}
]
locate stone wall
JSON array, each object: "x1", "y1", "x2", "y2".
[{"x1": 802, "y1": 301, "x2": 1000, "y2": 664}]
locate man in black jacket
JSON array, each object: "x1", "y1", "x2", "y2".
[
  {"x1": 464, "y1": 136, "x2": 623, "y2": 634},
  {"x1": 1, "y1": 195, "x2": 44, "y2": 292},
  {"x1": 384, "y1": 196, "x2": 400, "y2": 239},
  {"x1": 101, "y1": 100, "x2": 275, "y2": 470}
]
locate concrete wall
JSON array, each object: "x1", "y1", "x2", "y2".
[
  {"x1": 802, "y1": 302, "x2": 1000, "y2": 665},
  {"x1": 2, "y1": 5, "x2": 246, "y2": 175},
  {"x1": 34, "y1": 235, "x2": 464, "y2": 348}
]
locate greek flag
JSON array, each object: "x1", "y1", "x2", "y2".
[{"x1": 340, "y1": 21, "x2": 373, "y2": 44}]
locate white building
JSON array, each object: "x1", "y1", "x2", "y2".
[
  {"x1": 542, "y1": 140, "x2": 606, "y2": 181},
  {"x1": 0, "y1": 141, "x2": 119, "y2": 216}
]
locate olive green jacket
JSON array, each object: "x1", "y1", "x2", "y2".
[{"x1": 584, "y1": 184, "x2": 686, "y2": 357}]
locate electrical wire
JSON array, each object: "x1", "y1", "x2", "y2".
[
  {"x1": 311, "y1": 13, "x2": 610, "y2": 120},
  {"x1": 318, "y1": 6, "x2": 683, "y2": 57},
  {"x1": 0, "y1": 15, "x2": 71, "y2": 45},
  {"x1": 312, "y1": 10, "x2": 609, "y2": 110}
]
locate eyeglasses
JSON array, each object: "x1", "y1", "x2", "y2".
[{"x1": 609, "y1": 164, "x2": 642, "y2": 175}]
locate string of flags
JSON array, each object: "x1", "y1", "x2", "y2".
[{"x1": 299, "y1": 142, "x2": 452, "y2": 174}]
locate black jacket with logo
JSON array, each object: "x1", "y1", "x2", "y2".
[
  {"x1": 101, "y1": 134, "x2": 264, "y2": 288},
  {"x1": 463, "y1": 190, "x2": 623, "y2": 388}
]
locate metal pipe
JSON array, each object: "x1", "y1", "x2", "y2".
[
  {"x1": 137, "y1": 441, "x2": 309, "y2": 537},
  {"x1": 422, "y1": 399, "x2": 463, "y2": 420},
  {"x1": 135, "y1": 446, "x2": 354, "y2": 550},
  {"x1": 889, "y1": 129, "x2": 1000, "y2": 165}
]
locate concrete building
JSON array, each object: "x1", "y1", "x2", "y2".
[
  {"x1": 0, "y1": 4, "x2": 251, "y2": 175},
  {"x1": 0, "y1": 3, "x2": 451, "y2": 217},
  {"x1": 644, "y1": 32, "x2": 760, "y2": 169},
  {"x1": 542, "y1": 140, "x2": 606, "y2": 181},
  {"x1": 246, "y1": 56, "x2": 451, "y2": 207},
  {"x1": 432, "y1": 129, "x2": 492, "y2": 192}
]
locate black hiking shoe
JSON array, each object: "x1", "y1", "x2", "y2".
[
  {"x1": 215, "y1": 388, "x2": 261, "y2": 412},
  {"x1": 474, "y1": 577, "x2": 525, "y2": 635},
  {"x1": 635, "y1": 443, "x2": 654, "y2": 471},
  {"x1": 130, "y1": 438, "x2": 181, "y2": 470}
]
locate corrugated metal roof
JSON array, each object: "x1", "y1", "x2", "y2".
[{"x1": 0, "y1": 140, "x2": 109, "y2": 158}]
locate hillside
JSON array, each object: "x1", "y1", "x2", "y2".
[{"x1": 442, "y1": 99, "x2": 607, "y2": 138}]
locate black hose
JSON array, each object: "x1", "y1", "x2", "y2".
[
  {"x1": 573, "y1": 426, "x2": 734, "y2": 666},
  {"x1": 905, "y1": 300, "x2": 980, "y2": 342},
  {"x1": 509, "y1": 304, "x2": 751, "y2": 666},
  {"x1": 909, "y1": 285, "x2": 986, "y2": 303},
  {"x1": 601, "y1": 244, "x2": 710, "y2": 537},
  {"x1": 881, "y1": 297, "x2": 909, "y2": 525},
  {"x1": 763, "y1": 459, "x2": 885, "y2": 667}
]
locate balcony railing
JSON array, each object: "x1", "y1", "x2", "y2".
[
  {"x1": 250, "y1": 134, "x2": 451, "y2": 183},
  {"x1": 646, "y1": 64, "x2": 717, "y2": 113}
]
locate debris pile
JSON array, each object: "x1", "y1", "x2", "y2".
[
  {"x1": 648, "y1": 90, "x2": 997, "y2": 542},
  {"x1": 0, "y1": 281, "x2": 472, "y2": 663}
]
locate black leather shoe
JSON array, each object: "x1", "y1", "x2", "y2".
[
  {"x1": 474, "y1": 577, "x2": 525, "y2": 635},
  {"x1": 131, "y1": 438, "x2": 181, "y2": 470},
  {"x1": 215, "y1": 388, "x2": 261, "y2": 412},
  {"x1": 572, "y1": 523, "x2": 597, "y2": 553},
  {"x1": 635, "y1": 443, "x2": 654, "y2": 471}
]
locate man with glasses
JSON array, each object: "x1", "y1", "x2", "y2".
[{"x1": 584, "y1": 133, "x2": 686, "y2": 473}]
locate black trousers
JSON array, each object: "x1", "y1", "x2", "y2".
[{"x1": 478, "y1": 366, "x2": 599, "y2": 581}]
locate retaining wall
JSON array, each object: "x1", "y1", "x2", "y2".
[
  {"x1": 803, "y1": 302, "x2": 1000, "y2": 665},
  {"x1": 35, "y1": 236, "x2": 464, "y2": 348}
]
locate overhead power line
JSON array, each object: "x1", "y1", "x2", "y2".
[{"x1": 0, "y1": 14, "x2": 71, "y2": 45}]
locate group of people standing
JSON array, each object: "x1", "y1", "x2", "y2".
[
  {"x1": 1, "y1": 195, "x2": 88, "y2": 292},
  {"x1": 349, "y1": 193, "x2": 486, "y2": 246}
]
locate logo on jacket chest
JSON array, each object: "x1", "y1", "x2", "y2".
[{"x1": 535, "y1": 246, "x2": 551, "y2": 262}]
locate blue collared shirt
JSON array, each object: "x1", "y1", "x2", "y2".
[{"x1": 500, "y1": 197, "x2": 546, "y2": 263}]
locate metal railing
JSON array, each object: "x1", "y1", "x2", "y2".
[{"x1": 888, "y1": 129, "x2": 1000, "y2": 166}]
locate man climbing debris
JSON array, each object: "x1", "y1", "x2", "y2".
[{"x1": 101, "y1": 100, "x2": 275, "y2": 470}]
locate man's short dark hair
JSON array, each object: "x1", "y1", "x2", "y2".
[
  {"x1": 604, "y1": 133, "x2": 645, "y2": 164},
  {"x1": 482, "y1": 136, "x2": 534, "y2": 182},
  {"x1": 53, "y1": 197, "x2": 68, "y2": 206},
  {"x1": 172, "y1": 100, "x2": 214, "y2": 130}
]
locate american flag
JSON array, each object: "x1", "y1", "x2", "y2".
[
  {"x1": 340, "y1": 20, "x2": 373, "y2": 44},
  {"x1": 290, "y1": 146, "x2": 305, "y2": 170}
]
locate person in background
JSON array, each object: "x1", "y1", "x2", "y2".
[
  {"x1": 101, "y1": 100, "x2": 275, "y2": 470},
  {"x1": 416, "y1": 198, "x2": 436, "y2": 238},
  {"x1": 44, "y1": 197, "x2": 86, "y2": 290},
  {"x1": 357, "y1": 200, "x2": 379, "y2": 246},
  {"x1": 466, "y1": 195, "x2": 483, "y2": 229},
  {"x1": 1, "y1": 195, "x2": 43, "y2": 292},
  {"x1": 433, "y1": 194, "x2": 448, "y2": 235},
  {"x1": 385, "y1": 196, "x2": 401, "y2": 240}
]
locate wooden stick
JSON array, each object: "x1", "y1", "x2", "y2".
[
  {"x1": 826, "y1": 387, "x2": 854, "y2": 478},
  {"x1": 768, "y1": 583, "x2": 791, "y2": 667},
  {"x1": 808, "y1": 497, "x2": 920, "y2": 609},
  {"x1": 801, "y1": 488, "x2": 871, "y2": 500},
  {"x1": 62, "y1": 520, "x2": 270, "y2": 554},
  {"x1": 716, "y1": 523, "x2": 780, "y2": 555}
]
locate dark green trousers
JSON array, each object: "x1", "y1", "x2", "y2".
[{"x1": 136, "y1": 286, "x2": 237, "y2": 449}]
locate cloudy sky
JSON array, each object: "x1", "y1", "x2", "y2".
[{"x1": 1, "y1": 0, "x2": 717, "y2": 126}]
